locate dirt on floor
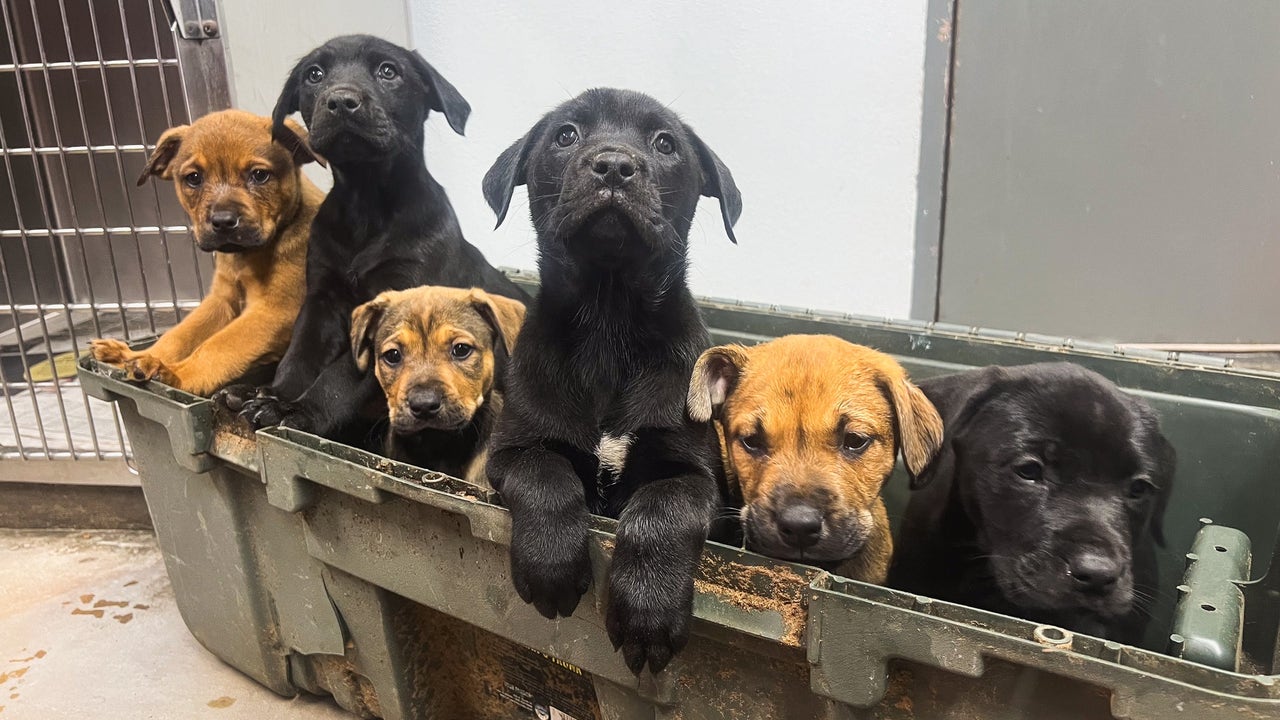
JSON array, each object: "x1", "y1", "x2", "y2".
[{"x1": 0, "y1": 529, "x2": 354, "y2": 720}]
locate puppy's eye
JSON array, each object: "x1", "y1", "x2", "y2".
[
  {"x1": 376, "y1": 62, "x2": 399, "y2": 80},
  {"x1": 554, "y1": 125, "x2": 578, "y2": 148},
  {"x1": 739, "y1": 433, "x2": 766, "y2": 456},
  {"x1": 653, "y1": 132, "x2": 675, "y2": 155},
  {"x1": 306, "y1": 65, "x2": 325, "y2": 84},
  {"x1": 1128, "y1": 478, "x2": 1156, "y2": 500},
  {"x1": 1013, "y1": 459, "x2": 1044, "y2": 482},
  {"x1": 380, "y1": 348, "x2": 402, "y2": 366},
  {"x1": 248, "y1": 168, "x2": 272, "y2": 185},
  {"x1": 450, "y1": 342, "x2": 474, "y2": 360},
  {"x1": 183, "y1": 170, "x2": 203, "y2": 188},
  {"x1": 841, "y1": 431, "x2": 872, "y2": 455}
]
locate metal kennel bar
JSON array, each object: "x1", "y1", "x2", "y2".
[{"x1": 0, "y1": 0, "x2": 228, "y2": 461}]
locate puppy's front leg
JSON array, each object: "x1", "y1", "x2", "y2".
[
  {"x1": 156, "y1": 309, "x2": 291, "y2": 396},
  {"x1": 91, "y1": 293, "x2": 235, "y2": 378},
  {"x1": 606, "y1": 433, "x2": 719, "y2": 674},
  {"x1": 489, "y1": 446, "x2": 593, "y2": 619}
]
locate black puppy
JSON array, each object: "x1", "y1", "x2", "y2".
[
  {"x1": 482, "y1": 88, "x2": 741, "y2": 673},
  {"x1": 217, "y1": 35, "x2": 527, "y2": 444},
  {"x1": 888, "y1": 362, "x2": 1175, "y2": 644}
]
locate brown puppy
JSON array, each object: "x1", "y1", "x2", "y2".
[
  {"x1": 688, "y1": 334, "x2": 943, "y2": 584},
  {"x1": 351, "y1": 286, "x2": 526, "y2": 486},
  {"x1": 90, "y1": 109, "x2": 323, "y2": 396}
]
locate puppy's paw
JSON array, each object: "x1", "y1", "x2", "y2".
[
  {"x1": 606, "y1": 552, "x2": 693, "y2": 674},
  {"x1": 240, "y1": 395, "x2": 293, "y2": 429},
  {"x1": 123, "y1": 355, "x2": 176, "y2": 386},
  {"x1": 214, "y1": 383, "x2": 266, "y2": 412},
  {"x1": 277, "y1": 406, "x2": 317, "y2": 433},
  {"x1": 240, "y1": 395, "x2": 316, "y2": 432},
  {"x1": 509, "y1": 532, "x2": 592, "y2": 620},
  {"x1": 211, "y1": 381, "x2": 271, "y2": 409},
  {"x1": 90, "y1": 339, "x2": 135, "y2": 365}
]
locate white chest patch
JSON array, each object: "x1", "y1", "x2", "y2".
[{"x1": 596, "y1": 433, "x2": 635, "y2": 479}]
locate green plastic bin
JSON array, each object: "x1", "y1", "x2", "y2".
[{"x1": 77, "y1": 272, "x2": 1280, "y2": 719}]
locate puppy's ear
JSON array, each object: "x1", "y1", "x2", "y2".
[
  {"x1": 683, "y1": 123, "x2": 742, "y2": 244},
  {"x1": 688, "y1": 345, "x2": 750, "y2": 422},
  {"x1": 409, "y1": 51, "x2": 471, "y2": 136},
  {"x1": 350, "y1": 293, "x2": 393, "y2": 372},
  {"x1": 1147, "y1": 425, "x2": 1177, "y2": 548},
  {"x1": 136, "y1": 125, "x2": 188, "y2": 186},
  {"x1": 482, "y1": 121, "x2": 543, "y2": 228},
  {"x1": 470, "y1": 289, "x2": 526, "y2": 356},
  {"x1": 885, "y1": 374, "x2": 945, "y2": 479},
  {"x1": 274, "y1": 117, "x2": 326, "y2": 168},
  {"x1": 271, "y1": 56, "x2": 307, "y2": 136},
  {"x1": 909, "y1": 366, "x2": 1006, "y2": 490}
]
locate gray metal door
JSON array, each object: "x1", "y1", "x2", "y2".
[
  {"x1": 929, "y1": 1, "x2": 1280, "y2": 343},
  {"x1": 0, "y1": 0, "x2": 229, "y2": 461}
]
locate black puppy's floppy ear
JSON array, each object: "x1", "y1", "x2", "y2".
[
  {"x1": 1147, "y1": 423, "x2": 1177, "y2": 548},
  {"x1": 482, "y1": 120, "x2": 543, "y2": 229},
  {"x1": 409, "y1": 51, "x2": 470, "y2": 136},
  {"x1": 683, "y1": 123, "x2": 742, "y2": 244},
  {"x1": 274, "y1": 117, "x2": 326, "y2": 169},
  {"x1": 910, "y1": 366, "x2": 1006, "y2": 490},
  {"x1": 688, "y1": 345, "x2": 750, "y2": 422},
  {"x1": 350, "y1": 292, "x2": 395, "y2": 372},
  {"x1": 137, "y1": 125, "x2": 188, "y2": 186},
  {"x1": 271, "y1": 55, "x2": 307, "y2": 137}
]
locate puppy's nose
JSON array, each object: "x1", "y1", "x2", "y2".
[
  {"x1": 407, "y1": 388, "x2": 443, "y2": 419},
  {"x1": 326, "y1": 89, "x2": 362, "y2": 114},
  {"x1": 209, "y1": 210, "x2": 240, "y2": 232},
  {"x1": 776, "y1": 505, "x2": 823, "y2": 550},
  {"x1": 591, "y1": 151, "x2": 637, "y2": 188},
  {"x1": 1068, "y1": 552, "x2": 1122, "y2": 594}
]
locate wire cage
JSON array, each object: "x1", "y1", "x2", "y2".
[{"x1": 0, "y1": 0, "x2": 227, "y2": 462}]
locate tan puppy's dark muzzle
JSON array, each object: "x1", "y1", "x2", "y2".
[{"x1": 688, "y1": 334, "x2": 944, "y2": 584}]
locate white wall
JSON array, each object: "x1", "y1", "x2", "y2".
[
  {"x1": 217, "y1": 0, "x2": 931, "y2": 318},
  {"x1": 410, "y1": 1, "x2": 930, "y2": 318}
]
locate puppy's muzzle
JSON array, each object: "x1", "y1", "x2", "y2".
[
  {"x1": 322, "y1": 86, "x2": 365, "y2": 119},
  {"x1": 311, "y1": 85, "x2": 380, "y2": 150},
  {"x1": 1066, "y1": 549, "x2": 1123, "y2": 596},
  {"x1": 210, "y1": 209, "x2": 240, "y2": 233},
  {"x1": 746, "y1": 483, "x2": 874, "y2": 564},
  {"x1": 776, "y1": 503, "x2": 823, "y2": 550},
  {"x1": 199, "y1": 205, "x2": 263, "y2": 252},
  {"x1": 406, "y1": 387, "x2": 443, "y2": 421},
  {"x1": 391, "y1": 383, "x2": 472, "y2": 434},
  {"x1": 591, "y1": 150, "x2": 638, "y2": 189}
]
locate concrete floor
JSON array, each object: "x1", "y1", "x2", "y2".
[{"x1": 0, "y1": 529, "x2": 354, "y2": 720}]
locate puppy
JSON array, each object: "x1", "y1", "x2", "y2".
[
  {"x1": 91, "y1": 109, "x2": 322, "y2": 396},
  {"x1": 482, "y1": 89, "x2": 741, "y2": 673},
  {"x1": 350, "y1": 286, "x2": 525, "y2": 486},
  {"x1": 217, "y1": 35, "x2": 528, "y2": 446},
  {"x1": 888, "y1": 362, "x2": 1176, "y2": 644},
  {"x1": 687, "y1": 335, "x2": 943, "y2": 584}
]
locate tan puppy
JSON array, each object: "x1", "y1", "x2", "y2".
[
  {"x1": 90, "y1": 109, "x2": 324, "y2": 396},
  {"x1": 688, "y1": 334, "x2": 944, "y2": 584},
  {"x1": 351, "y1": 286, "x2": 526, "y2": 487}
]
